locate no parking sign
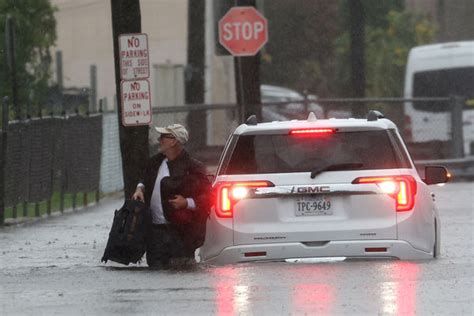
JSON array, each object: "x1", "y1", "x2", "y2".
[{"x1": 120, "y1": 80, "x2": 152, "y2": 126}]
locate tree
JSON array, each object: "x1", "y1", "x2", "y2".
[
  {"x1": 260, "y1": 0, "x2": 340, "y2": 97},
  {"x1": 365, "y1": 10, "x2": 435, "y2": 97},
  {"x1": 335, "y1": 1, "x2": 435, "y2": 98},
  {"x1": 0, "y1": 0, "x2": 57, "y2": 116}
]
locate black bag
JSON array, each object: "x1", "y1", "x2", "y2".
[{"x1": 101, "y1": 199, "x2": 150, "y2": 265}]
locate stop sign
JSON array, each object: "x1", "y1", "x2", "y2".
[{"x1": 219, "y1": 6, "x2": 268, "y2": 56}]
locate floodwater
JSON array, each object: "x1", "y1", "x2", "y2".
[{"x1": 1, "y1": 182, "x2": 473, "y2": 315}]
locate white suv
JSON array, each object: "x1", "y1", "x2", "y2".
[{"x1": 200, "y1": 111, "x2": 450, "y2": 264}]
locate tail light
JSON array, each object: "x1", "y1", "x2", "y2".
[
  {"x1": 215, "y1": 181, "x2": 274, "y2": 218},
  {"x1": 352, "y1": 175, "x2": 417, "y2": 211}
]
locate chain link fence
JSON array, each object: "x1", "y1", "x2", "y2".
[
  {"x1": 152, "y1": 96, "x2": 468, "y2": 165},
  {"x1": 1, "y1": 95, "x2": 469, "y2": 224},
  {"x1": 100, "y1": 112, "x2": 124, "y2": 194},
  {"x1": 0, "y1": 109, "x2": 103, "y2": 224}
]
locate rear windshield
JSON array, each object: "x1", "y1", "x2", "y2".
[{"x1": 222, "y1": 130, "x2": 409, "y2": 175}]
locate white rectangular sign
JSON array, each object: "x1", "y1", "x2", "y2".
[
  {"x1": 121, "y1": 79, "x2": 152, "y2": 126},
  {"x1": 119, "y1": 33, "x2": 150, "y2": 80}
]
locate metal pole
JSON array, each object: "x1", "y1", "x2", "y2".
[
  {"x1": 56, "y1": 51, "x2": 64, "y2": 88},
  {"x1": 233, "y1": 0, "x2": 262, "y2": 122},
  {"x1": 83, "y1": 192, "x2": 88, "y2": 208},
  {"x1": 0, "y1": 97, "x2": 9, "y2": 225},
  {"x1": 450, "y1": 95, "x2": 465, "y2": 158},
  {"x1": 90, "y1": 65, "x2": 97, "y2": 113},
  {"x1": 237, "y1": 56, "x2": 245, "y2": 123},
  {"x1": 35, "y1": 202, "x2": 40, "y2": 218},
  {"x1": 205, "y1": 0, "x2": 215, "y2": 145},
  {"x1": 56, "y1": 50, "x2": 64, "y2": 115},
  {"x1": 72, "y1": 193, "x2": 76, "y2": 210},
  {"x1": 5, "y1": 16, "x2": 20, "y2": 119}
]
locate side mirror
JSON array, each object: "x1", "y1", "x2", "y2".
[{"x1": 424, "y1": 166, "x2": 450, "y2": 185}]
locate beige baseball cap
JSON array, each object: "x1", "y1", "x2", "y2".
[{"x1": 155, "y1": 124, "x2": 189, "y2": 144}]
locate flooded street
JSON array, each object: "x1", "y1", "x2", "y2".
[{"x1": 1, "y1": 182, "x2": 472, "y2": 315}]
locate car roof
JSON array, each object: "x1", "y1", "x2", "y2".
[{"x1": 233, "y1": 112, "x2": 398, "y2": 135}]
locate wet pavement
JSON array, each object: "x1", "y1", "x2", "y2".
[{"x1": 1, "y1": 182, "x2": 473, "y2": 315}]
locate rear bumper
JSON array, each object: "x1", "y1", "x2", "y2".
[{"x1": 201, "y1": 240, "x2": 433, "y2": 264}]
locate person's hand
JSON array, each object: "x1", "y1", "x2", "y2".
[
  {"x1": 168, "y1": 195, "x2": 188, "y2": 209},
  {"x1": 132, "y1": 188, "x2": 144, "y2": 202}
]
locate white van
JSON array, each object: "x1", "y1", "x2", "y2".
[{"x1": 403, "y1": 41, "x2": 474, "y2": 155}]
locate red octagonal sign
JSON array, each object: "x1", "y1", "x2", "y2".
[{"x1": 219, "y1": 6, "x2": 268, "y2": 56}]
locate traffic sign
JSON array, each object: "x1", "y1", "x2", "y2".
[
  {"x1": 119, "y1": 33, "x2": 150, "y2": 80},
  {"x1": 120, "y1": 79, "x2": 152, "y2": 126},
  {"x1": 218, "y1": 6, "x2": 268, "y2": 56}
]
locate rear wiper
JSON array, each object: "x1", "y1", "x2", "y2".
[{"x1": 310, "y1": 163, "x2": 363, "y2": 179}]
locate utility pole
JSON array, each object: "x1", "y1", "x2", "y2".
[
  {"x1": 205, "y1": 0, "x2": 214, "y2": 146},
  {"x1": 349, "y1": 0, "x2": 366, "y2": 117},
  {"x1": 233, "y1": 0, "x2": 262, "y2": 122},
  {"x1": 186, "y1": 0, "x2": 206, "y2": 150},
  {"x1": 111, "y1": 0, "x2": 149, "y2": 198}
]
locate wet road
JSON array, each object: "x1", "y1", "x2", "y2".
[{"x1": 1, "y1": 182, "x2": 473, "y2": 315}]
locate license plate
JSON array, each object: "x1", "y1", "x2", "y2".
[{"x1": 295, "y1": 197, "x2": 332, "y2": 216}]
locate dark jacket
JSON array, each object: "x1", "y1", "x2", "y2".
[{"x1": 141, "y1": 150, "x2": 211, "y2": 251}]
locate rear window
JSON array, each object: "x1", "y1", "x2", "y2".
[{"x1": 222, "y1": 130, "x2": 409, "y2": 175}]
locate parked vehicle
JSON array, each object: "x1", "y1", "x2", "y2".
[
  {"x1": 404, "y1": 41, "x2": 474, "y2": 155},
  {"x1": 200, "y1": 111, "x2": 450, "y2": 264},
  {"x1": 260, "y1": 84, "x2": 324, "y2": 121}
]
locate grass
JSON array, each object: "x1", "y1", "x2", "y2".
[{"x1": 3, "y1": 191, "x2": 102, "y2": 219}]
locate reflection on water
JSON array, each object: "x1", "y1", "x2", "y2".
[
  {"x1": 212, "y1": 261, "x2": 420, "y2": 315},
  {"x1": 213, "y1": 266, "x2": 238, "y2": 315},
  {"x1": 212, "y1": 266, "x2": 261, "y2": 315},
  {"x1": 290, "y1": 264, "x2": 335, "y2": 314},
  {"x1": 380, "y1": 261, "x2": 420, "y2": 315},
  {"x1": 394, "y1": 261, "x2": 419, "y2": 316},
  {"x1": 293, "y1": 283, "x2": 334, "y2": 314}
]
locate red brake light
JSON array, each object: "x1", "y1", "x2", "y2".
[
  {"x1": 352, "y1": 175, "x2": 417, "y2": 212},
  {"x1": 396, "y1": 177, "x2": 417, "y2": 211},
  {"x1": 215, "y1": 181, "x2": 274, "y2": 218},
  {"x1": 289, "y1": 128, "x2": 335, "y2": 136}
]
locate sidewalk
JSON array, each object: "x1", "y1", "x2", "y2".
[
  {"x1": 0, "y1": 194, "x2": 126, "y2": 272},
  {"x1": 0, "y1": 193, "x2": 217, "y2": 315}
]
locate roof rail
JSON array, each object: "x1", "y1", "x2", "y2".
[
  {"x1": 245, "y1": 115, "x2": 258, "y2": 125},
  {"x1": 367, "y1": 110, "x2": 385, "y2": 121}
]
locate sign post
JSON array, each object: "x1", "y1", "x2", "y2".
[
  {"x1": 218, "y1": 6, "x2": 268, "y2": 122},
  {"x1": 119, "y1": 33, "x2": 151, "y2": 126}
]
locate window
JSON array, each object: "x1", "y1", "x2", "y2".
[
  {"x1": 223, "y1": 130, "x2": 407, "y2": 175},
  {"x1": 413, "y1": 67, "x2": 474, "y2": 112}
]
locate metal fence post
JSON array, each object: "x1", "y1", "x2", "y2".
[
  {"x1": 450, "y1": 95, "x2": 465, "y2": 158},
  {"x1": 0, "y1": 97, "x2": 9, "y2": 225},
  {"x1": 90, "y1": 65, "x2": 97, "y2": 113}
]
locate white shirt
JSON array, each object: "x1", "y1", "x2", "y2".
[{"x1": 148, "y1": 158, "x2": 196, "y2": 224}]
